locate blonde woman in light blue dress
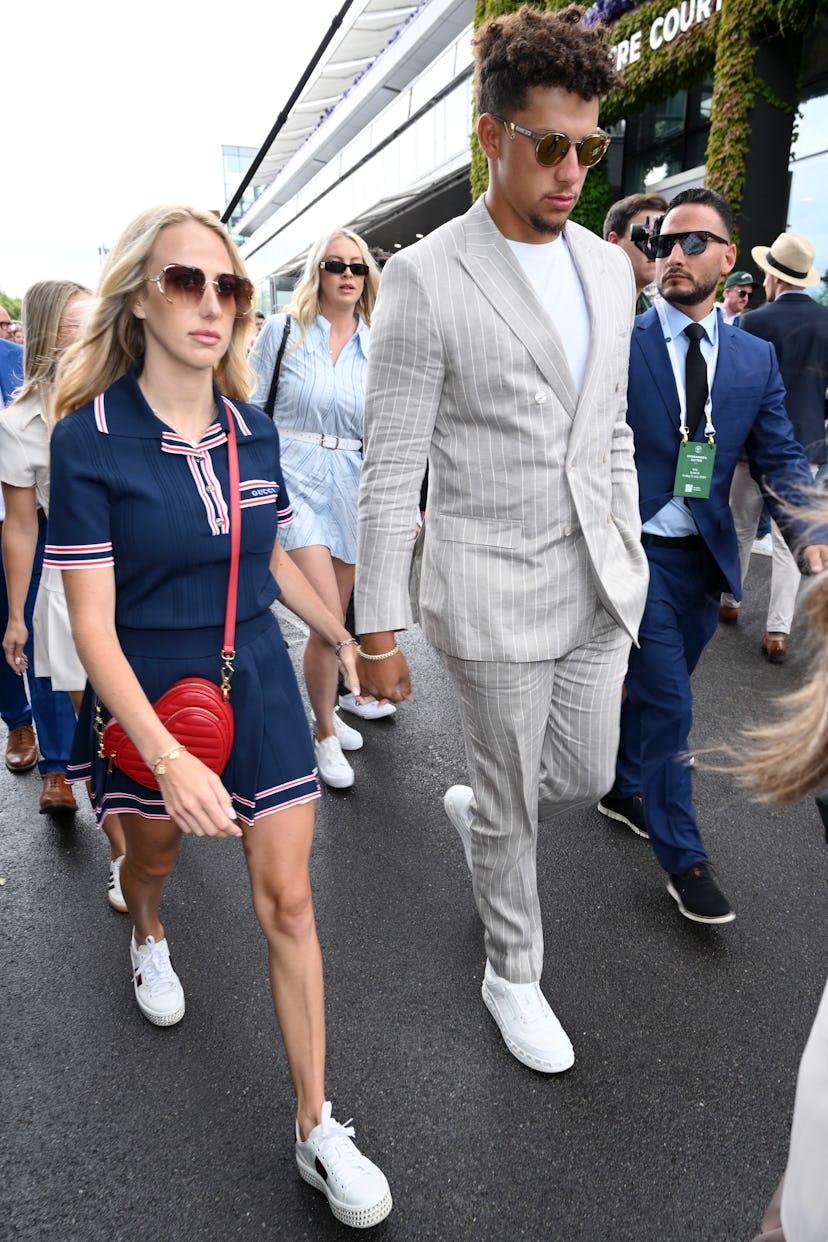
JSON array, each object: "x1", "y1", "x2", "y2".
[{"x1": 250, "y1": 229, "x2": 393, "y2": 789}]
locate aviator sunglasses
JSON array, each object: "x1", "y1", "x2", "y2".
[
  {"x1": 649, "y1": 230, "x2": 730, "y2": 260},
  {"x1": 319, "y1": 260, "x2": 370, "y2": 277},
  {"x1": 146, "y1": 264, "x2": 254, "y2": 316},
  {"x1": 491, "y1": 115, "x2": 611, "y2": 168}
]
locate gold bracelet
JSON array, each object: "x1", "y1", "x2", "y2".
[
  {"x1": 356, "y1": 643, "x2": 400, "y2": 662},
  {"x1": 151, "y1": 744, "x2": 187, "y2": 777}
]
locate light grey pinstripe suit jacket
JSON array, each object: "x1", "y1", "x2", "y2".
[{"x1": 355, "y1": 194, "x2": 648, "y2": 662}]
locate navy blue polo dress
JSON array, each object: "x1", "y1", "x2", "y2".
[{"x1": 46, "y1": 367, "x2": 320, "y2": 827}]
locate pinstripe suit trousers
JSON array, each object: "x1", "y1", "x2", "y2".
[{"x1": 443, "y1": 611, "x2": 631, "y2": 984}]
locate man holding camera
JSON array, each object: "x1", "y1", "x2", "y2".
[{"x1": 603, "y1": 192, "x2": 668, "y2": 313}]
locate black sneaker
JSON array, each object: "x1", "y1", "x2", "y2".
[
  {"x1": 667, "y1": 863, "x2": 735, "y2": 925},
  {"x1": 597, "y1": 793, "x2": 649, "y2": 838}
]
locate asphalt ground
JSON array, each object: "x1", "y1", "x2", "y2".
[{"x1": 2, "y1": 550, "x2": 827, "y2": 1242}]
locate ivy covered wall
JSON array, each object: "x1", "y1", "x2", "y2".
[{"x1": 470, "y1": 0, "x2": 819, "y2": 240}]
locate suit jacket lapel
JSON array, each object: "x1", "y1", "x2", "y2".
[
  {"x1": 566, "y1": 227, "x2": 611, "y2": 424},
  {"x1": 634, "y1": 312, "x2": 681, "y2": 431},
  {"x1": 710, "y1": 320, "x2": 736, "y2": 417},
  {"x1": 459, "y1": 198, "x2": 578, "y2": 416}
]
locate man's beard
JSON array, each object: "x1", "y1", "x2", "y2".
[
  {"x1": 527, "y1": 214, "x2": 564, "y2": 238},
  {"x1": 659, "y1": 272, "x2": 719, "y2": 306}
]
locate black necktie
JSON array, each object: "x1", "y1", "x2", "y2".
[{"x1": 683, "y1": 323, "x2": 708, "y2": 438}]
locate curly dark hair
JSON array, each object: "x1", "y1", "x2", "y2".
[{"x1": 473, "y1": 4, "x2": 617, "y2": 116}]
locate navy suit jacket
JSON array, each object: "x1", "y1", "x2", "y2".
[
  {"x1": 740, "y1": 292, "x2": 828, "y2": 464},
  {"x1": 627, "y1": 307, "x2": 815, "y2": 600},
  {"x1": 0, "y1": 338, "x2": 23, "y2": 404}
]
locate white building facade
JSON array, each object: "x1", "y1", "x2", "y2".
[{"x1": 234, "y1": 0, "x2": 475, "y2": 306}]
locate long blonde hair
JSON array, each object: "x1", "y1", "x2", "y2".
[
  {"x1": 738, "y1": 497, "x2": 828, "y2": 801},
  {"x1": 11, "y1": 280, "x2": 91, "y2": 428},
  {"x1": 54, "y1": 206, "x2": 253, "y2": 422},
  {"x1": 285, "y1": 227, "x2": 380, "y2": 351}
]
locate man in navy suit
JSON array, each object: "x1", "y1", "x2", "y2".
[
  {"x1": 719, "y1": 232, "x2": 828, "y2": 661},
  {"x1": 597, "y1": 188, "x2": 828, "y2": 925}
]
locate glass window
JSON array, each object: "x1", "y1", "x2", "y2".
[
  {"x1": 788, "y1": 79, "x2": 828, "y2": 297},
  {"x1": 621, "y1": 82, "x2": 713, "y2": 196}
]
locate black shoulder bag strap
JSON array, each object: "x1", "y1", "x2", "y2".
[{"x1": 264, "y1": 315, "x2": 291, "y2": 421}]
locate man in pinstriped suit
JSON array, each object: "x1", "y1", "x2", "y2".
[{"x1": 354, "y1": 5, "x2": 648, "y2": 1073}]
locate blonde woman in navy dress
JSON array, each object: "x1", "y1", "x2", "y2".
[
  {"x1": 250, "y1": 231, "x2": 393, "y2": 792},
  {"x1": 47, "y1": 206, "x2": 392, "y2": 1229}
]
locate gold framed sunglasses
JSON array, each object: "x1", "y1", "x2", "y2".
[
  {"x1": 145, "y1": 264, "x2": 254, "y2": 317},
  {"x1": 491, "y1": 115, "x2": 611, "y2": 168}
]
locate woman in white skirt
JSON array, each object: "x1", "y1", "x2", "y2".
[{"x1": 0, "y1": 280, "x2": 128, "y2": 908}]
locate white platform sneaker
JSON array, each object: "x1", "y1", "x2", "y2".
[
  {"x1": 130, "y1": 933, "x2": 185, "y2": 1027},
  {"x1": 295, "y1": 1101, "x2": 392, "y2": 1229},
  {"x1": 443, "y1": 784, "x2": 474, "y2": 871},
  {"x1": 314, "y1": 735, "x2": 355, "y2": 789},
  {"x1": 481, "y1": 959, "x2": 574, "y2": 1073}
]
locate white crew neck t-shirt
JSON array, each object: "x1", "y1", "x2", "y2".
[{"x1": 506, "y1": 234, "x2": 591, "y2": 392}]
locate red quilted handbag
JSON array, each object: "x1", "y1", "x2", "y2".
[
  {"x1": 98, "y1": 401, "x2": 241, "y2": 792},
  {"x1": 101, "y1": 678, "x2": 235, "y2": 791}
]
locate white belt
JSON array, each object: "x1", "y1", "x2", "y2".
[{"x1": 279, "y1": 427, "x2": 362, "y2": 451}]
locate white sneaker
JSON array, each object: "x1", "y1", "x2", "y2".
[
  {"x1": 295, "y1": 1101, "x2": 392, "y2": 1229},
  {"x1": 310, "y1": 708, "x2": 363, "y2": 751},
  {"x1": 443, "y1": 784, "x2": 473, "y2": 871},
  {"x1": 108, "y1": 854, "x2": 128, "y2": 912},
  {"x1": 338, "y1": 692, "x2": 396, "y2": 721},
  {"x1": 481, "y1": 959, "x2": 574, "y2": 1073},
  {"x1": 130, "y1": 933, "x2": 185, "y2": 1027},
  {"x1": 314, "y1": 735, "x2": 355, "y2": 789}
]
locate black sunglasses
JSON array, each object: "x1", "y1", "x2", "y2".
[
  {"x1": 319, "y1": 260, "x2": 370, "y2": 277},
  {"x1": 491, "y1": 115, "x2": 611, "y2": 168},
  {"x1": 146, "y1": 264, "x2": 254, "y2": 316},
  {"x1": 650, "y1": 230, "x2": 730, "y2": 260}
]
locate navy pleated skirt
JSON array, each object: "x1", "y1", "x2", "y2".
[{"x1": 68, "y1": 609, "x2": 320, "y2": 827}]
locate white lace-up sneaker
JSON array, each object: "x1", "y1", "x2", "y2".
[
  {"x1": 481, "y1": 959, "x2": 574, "y2": 1073},
  {"x1": 443, "y1": 785, "x2": 474, "y2": 871},
  {"x1": 295, "y1": 1101, "x2": 392, "y2": 1229},
  {"x1": 310, "y1": 708, "x2": 363, "y2": 752},
  {"x1": 130, "y1": 933, "x2": 185, "y2": 1026},
  {"x1": 314, "y1": 736, "x2": 355, "y2": 789},
  {"x1": 108, "y1": 855, "x2": 128, "y2": 912},
  {"x1": 338, "y1": 692, "x2": 396, "y2": 721}
]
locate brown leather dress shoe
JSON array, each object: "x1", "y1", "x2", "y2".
[
  {"x1": 5, "y1": 724, "x2": 38, "y2": 771},
  {"x1": 39, "y1": 773, "x2": 78, "y2": 816},
  {"x1": 718, "y1": 604, "x2": 739, "y2": 625},
  {"x1": 761, "y1": 632, "x2": 788, "y2": 664}
]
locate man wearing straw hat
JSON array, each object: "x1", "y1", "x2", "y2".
[{"x1": 719, "y1": 232, "x2": 828, "y2": 662}]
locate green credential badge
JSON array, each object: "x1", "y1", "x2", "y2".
[{"x1": 673, "y1": 441, "x2": 716, "y2": 499}]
